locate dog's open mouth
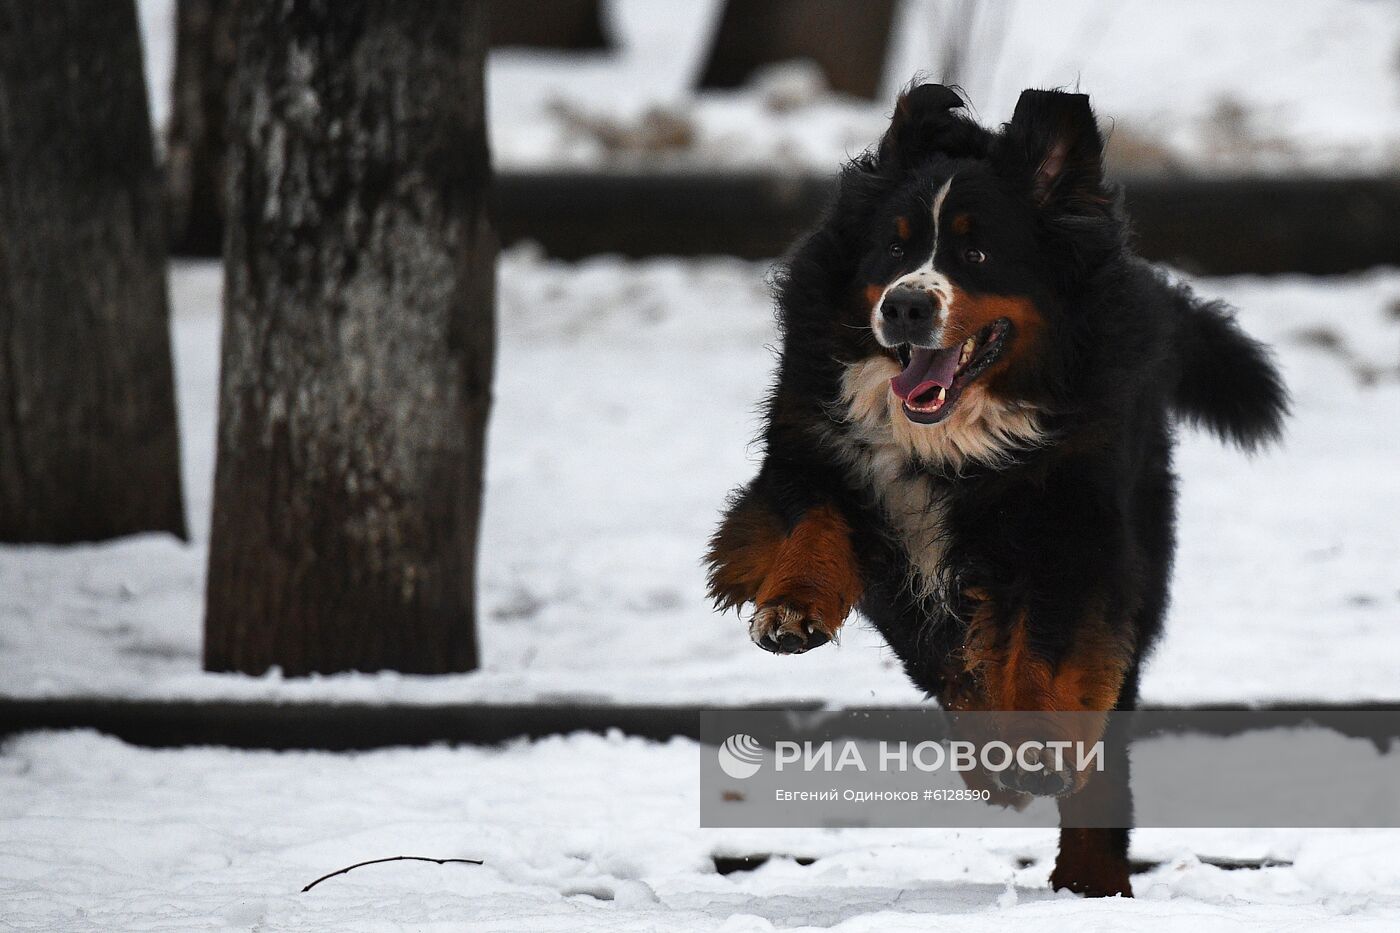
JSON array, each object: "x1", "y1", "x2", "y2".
[{"x1": 889, "y1": 318, "x2": 1013, "y2": 424}]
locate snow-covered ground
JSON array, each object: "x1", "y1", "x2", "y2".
[
  {"x1": 4, "y1": 728, "x2": 1400, "y2": 931},
  {"x1": 137, "y1": 0, "x2": 1400, "y2": 175},
  {"x1": 2, "y1": 255, "x2": 1398, "y2": 705}
]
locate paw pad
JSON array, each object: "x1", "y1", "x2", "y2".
[{"x1": 748, "y1": 603, "x2": 833, "y2": 654}]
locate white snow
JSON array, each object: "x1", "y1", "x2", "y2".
[
  {"x1": 134, "y1": 0, "x2": 1400, "y2": 175},
  {"x1": 8, "y1": 6, "x2": 1393, "y2": 929},
  {"x1": 3, "y1": 729, "x2": 1399, "y2": 930},
  {"x1": 2, "y1": 255, "x2": 1398, "y2": 705}
]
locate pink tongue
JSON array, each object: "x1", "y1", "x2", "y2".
[{"x1": 890, "y1": 346, "x2": 962, "y2": 401}]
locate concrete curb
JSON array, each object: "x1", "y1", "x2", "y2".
[{"x1": 3, "y1": 697, "x2": 1397, "y2": 750}]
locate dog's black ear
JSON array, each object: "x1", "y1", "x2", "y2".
[
  {"x1": 998, "y1": 89, "x2": 1108, "y2": 212},
  {"x1": 877, "y1": 83, "x2": 979, "y2": 168}
]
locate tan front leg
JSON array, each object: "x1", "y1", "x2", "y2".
[{"x1": 707, "y1": 502, "x2": 861, "y2": 654}]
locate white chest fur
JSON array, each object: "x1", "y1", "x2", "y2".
[{"x1": 830, "y1": 355, "x2": 1045, "y2": 599}]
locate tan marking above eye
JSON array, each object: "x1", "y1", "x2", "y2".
[
  {"x1": 952, "y1": 213, "x2": 972, "y2": 235},
  {"x1": 895, "y1": 216, "x2": 911, "y2": 241}
]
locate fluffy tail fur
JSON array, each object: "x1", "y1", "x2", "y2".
[{"x1": 1169, "y1": 286, "x2": 1288, "y2": 451}]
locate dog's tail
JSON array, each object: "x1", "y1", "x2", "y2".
[{"x1": 1169, "y1": 285, "x2": 1288, "y2": 452}]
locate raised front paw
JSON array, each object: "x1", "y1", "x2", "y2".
[{"x1": 748, "y1": 601, "x2": 838, "y2": 655}]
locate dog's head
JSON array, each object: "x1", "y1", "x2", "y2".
[{"x1": 799, "y1": 85, "x2": 1122, "y2": 468}]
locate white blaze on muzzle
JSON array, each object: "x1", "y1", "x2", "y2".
[{"x1": 871, "y1": 177, "x2": 955, "y2": 347}]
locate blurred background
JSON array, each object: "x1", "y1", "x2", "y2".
[
  {"x1": 480, "y1": 0, "x2": 1399, "y2": 176},
  {"x1": 142, "y1": 0, "x2": 1400, "y2": 175},
  {"x1": 147, "y1": 0, "x2": 1400, "y2": 264}
]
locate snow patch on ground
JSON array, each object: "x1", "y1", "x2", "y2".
[
  {"x1": 2, "y1": 256, "x2": 1398, "y2": 705},
  {"x1": 3, "y1": 729, "x2": 1399, "y2": 930}
]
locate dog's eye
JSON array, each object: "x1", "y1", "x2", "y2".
[
  {"x1": 888, "y1": 243, "x2": 904, "y2": 259},
  {"x1": 963, "y1": 248, "x2": 987, "y2": 264}
]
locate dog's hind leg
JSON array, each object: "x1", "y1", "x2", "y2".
[
  {"x1": 1046, "y1": 656, "x2": 1141, "y2": 897},
  {"x1": 1050, "y1": 714, "x2": 1134, "y2": 898},
  {"x1": 948, "y1": 594, "x2": 1138, "y2": 896}
]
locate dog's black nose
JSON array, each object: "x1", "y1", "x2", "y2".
[
  {"x1": 881, "y1": 287, "x2": 936, "y2": 344},
  {"x1": 882, "y1": 287, "x2": 934, "y2": 324}
]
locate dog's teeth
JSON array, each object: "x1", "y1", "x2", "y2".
[
  {"x1": 964, "y1": 338, "x2": 976, "y2": 353},
  {"x1": 937, "y1": 387, "x2": 947, "y2": 401}
]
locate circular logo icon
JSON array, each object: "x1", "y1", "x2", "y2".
[{"x1": 717, "y1": 733, "x2": 764, "y2": 779}]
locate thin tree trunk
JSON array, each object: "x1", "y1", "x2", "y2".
[
  {"x1": 697, "y1": 0, "x2": 896, "y2": 100},
  {"x1": 0, "y1": 0, "x2": 187, "y2": 543},
  {"x1": 166, "y1": 0, "x2": 241, "y2": 257},
  {"x1": 490, "y1": 0, "x2": 610, "y2": 50},
  {"x1": 204, "y1": 0, "x2": 495, "y2": 676}
]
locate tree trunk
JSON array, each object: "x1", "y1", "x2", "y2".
[
  {"x1": 0, "y1": 0, "x2": 187, "y2": 543},
  {"x1": 166, "y1": 0, "x2": 241, "y2": 257},
  {"x1": 165, "y1": 0, "x2": 606, "y2": 259},
  {"x1": 697, "y1": 0, "x2": 896, "y2": 100},
  {"x1": 490, "y1": 0, "x2": 610, "y2": 50},
  {"x1": 204, "y1": 0, "x2": 495, "y2": 676}
]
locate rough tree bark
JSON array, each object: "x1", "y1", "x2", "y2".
[
  {"x1": 697, "y1": 0, "x2": 896, "y2": 100},
  {"x1": 166, "y1": 0, "x2": 241, "y2": 257},
  {"x1": 165, "y1": 0, "x2": 605, "y2": 259},
  {"x1": 204, "y1": 0, "x2": 495, "y2": 676},
  {"x1": 0, "y1": 0, "x2": 187, "y2": 543}
]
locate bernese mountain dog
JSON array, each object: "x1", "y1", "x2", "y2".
[{"x1": 706, "y1": 84, "x2": 1287, "y2": 898}]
